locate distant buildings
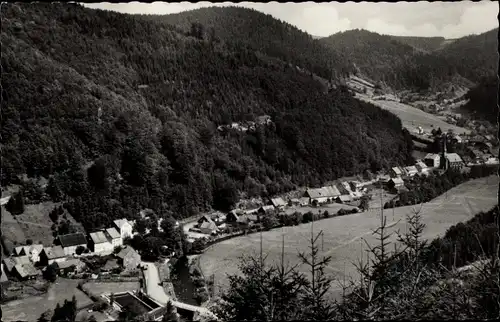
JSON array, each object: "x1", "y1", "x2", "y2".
[
  {"x1": 12, "y1": 262, "x2": 40, "y2": 280},
  {"x1": 306, "y1": 186, "x2": 341, "y2": 204},
  {"x1": 113, "y1": 219, "x2": 134, "y2": 241},
  {"x1": 197, "y1": 216, "x2": 218, "y2": 235},
  {"x1": 89, "y1": 231, "x2": 114, "y2": 254},
  {"x1": 270, "y1": 197, "x2": 287, "y2": 210},
  {"x1": 404, "y1": 165, "x2": 418, "y2": 177},
  {"x1": 390, "y1": 167, "x2": 405, "y2": 178},
  {"x1": 59, "y1": 233, "x2": 88, "y2": 256},
  {"x1": 443, "y1": 153, "x2": 465, "y2": 170},
  {"x1": 388, "y1": 177, "x2": 405, "y2": 190}
]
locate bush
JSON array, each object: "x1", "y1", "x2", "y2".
[
  {"x1": 322, "y1": 210, "x2": 330, "y2": 218},
  {"x1": 196, "y1": 290, "x2": 209, "y2": 305},
  {"x1": 75, "y1": 245, "x2": 86, "y2": 255},
  {"x1": 192, "y1": 267, "x2": 202, "y2": 277},
  {"x1": 193, "y1": 278, "x2": 206, "y2": 288},
  {"x1": 26, "y1": 239, "x2": 33, "y2": 245}
]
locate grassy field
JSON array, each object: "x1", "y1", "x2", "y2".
[
  {"x1": 1, "y1": 202, "x2": 85, "y2": 247},
  {"x1": 1, "y1": 278, "x2": 93, "y2": 322},
  {"x1": 355, "y1": 94, "x2": 470, "y2": 135},
  {"x1": 199, "y1": 175, "x2": 498, "y2": 299},
  {"x1": 82, "y1": 281, "x2": 140, "y2": 296}
]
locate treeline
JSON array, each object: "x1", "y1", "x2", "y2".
[
  {"x1": 139, "y1": 6, "x2": 352, "y2": 80},
  {"x1": 2, "y1": 3, "x2": 413, "y2": 232},
  {"x1": 463, "y1": 76, "x2": 498, "y2": 121}
]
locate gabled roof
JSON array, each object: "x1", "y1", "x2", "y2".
[
  {"x1": 199, "y1": 221, "x2": 218, "y2": 231},
  {"x1": 299, "y1": 197, "x2": 310, "y2": 204},
  {"x1": 424, "y1": 153, "x2": 440, "y2": 160},
  {"x1": 3, "y1": 258, "x2": 17, "y2": 272},
  {"x1": 390, "y1": 177, "x2": 404, "y2": 185},
  {"x1": 43, "y1": 246, "x2": 66, "y2": 259},
  {"x1": 270, "y1": 197, "x2": 287, "y2": 208},
  {"x1": 15, "y1": 245, "x2": 43, "y2": 256},
  {"x1": 198, "y1": 215, "x2": 216, "y2": 226},
  {"x1": 55, "y1": 258, "x2": 83, "y2": 270},
  {"x1": 90, "y1": 231, "x2": 109, "y2": 244},
  {"x1": 102, "y1": 259, "x2": 118, "y2": 271},
  {"x1": 106, "y1": 228, "x2": 121, "y2": 240},
  {"x1": 1, "y1": 264, "x2": 8, "y2": 283},
  {"x1": 391, "y1": 167, "x2": 403, "y2": 175},
  {"x1": 59, "y1": 233, "x2": 87, "y2": 248},
  {"x1": 337, "y1": 195, "x2": 352, "y2": 202},
  {"x1": 14, "y1": 263, "x2": 40, "y2": 278},
  {"x1": 405, "y1": 166, "x2": 418, "y2": 173},
  {"x1": 117, "y1": 246, "x2": 139, "y2": 260},
  {"x1": 259, "y1": 205, "x2": 275, "y2": 212},
  {"x1": 445, "y1": 153, "x2": 463, "y2": 163},
  {"x1": 114, "y1": 219, "x2": 132, "y2": 230},
  {"x1": 307, "y1": 185, "x2": 341, "y2": 199}
]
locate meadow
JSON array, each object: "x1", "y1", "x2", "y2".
[
  {"x1": 199, "y1": 175, "x2": 498, "y2": 298},
  {"x1": 355, "y1": 94, "x2": 471, "y2": 135}
]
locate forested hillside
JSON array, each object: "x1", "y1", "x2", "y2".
[
  {"x1": 139, "y1": 6, "x2": 352, "y2": 80},
  {"x1": 320, "y1": 28, "x2": 497, "y2": 91},
  {"x1": 462, "y1": 76, "x2": 498, "y2": 121},
  {"x1": 1, "y1": 3, "x2": 413, "y2": 231}
]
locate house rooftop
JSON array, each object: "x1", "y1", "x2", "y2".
[
  {"x1": 117, "y1": 246, "x2": 139, "y2": 260},
  {"x1": 55, "y1": 258, "x2": 83, "y2": 270},
  {"x1": 106, "y1": 228, "x2": 121, "y2": 240},
  {"x1": 270, "y1": 197, "x2": 287, "y2": 208},
  {"x1": 14, "y1": 263, "x2": 40, "y2": 278},
  {"x1": 90, "y1": 231, "x2": 109, "y2": 244},
  {"x1": 44, "y1": 246, "x2": 66, "y2": 259},
  {"x1": 445, "y1": 153, "x2": 463, "y2": 163},
  {"x1": 114, "y1": 219, "x2": 132, "y2": 230},
  {"x1": 59, "y1": 233, "x2": 87, "y2": 248},
  {"x1": 391, "y1": 177, "x2": 404, "y2": 184}
]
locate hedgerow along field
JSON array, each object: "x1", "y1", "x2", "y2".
[{"x1": 199, "y1": 175, "x2": 498, "y2": 298}]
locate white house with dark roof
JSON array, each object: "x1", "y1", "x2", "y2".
[
  {"x1": 106, "y1": 228, "x2": 122, "y2": 247},
  {"x1": 114, "y1": 219, "x2": 133, "y2": 241},
  {"x1": 13, "y1": 262, "x2": 40, "y2": 280},
  {"x1": 444, "y1": 153, "x2": 465, "y2": 169},
  {"x1": 404, "y1": 166, "x2": 418, "y2": 177},
  {"x1": 270, "y1": 197, "x2": 287, "y2": 209},
  {"x1": 424, "y1": 153, "x2": 441, "y2": 168},
  {"x1": 89, "y1": 231, "x2": 113, "y2": 254},
  {"x1": 390, "y1": 167, "x2": 404, "y2": 178}
]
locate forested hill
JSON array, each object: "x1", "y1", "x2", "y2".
[
  {"x1": 138, "y1": 6, "x2": 352, "y2": 80},
  {"x1": 1, "y1": 3, "x2": 413, "y2": 231},
  {"x1": 320, "y1": 28, "x2": 498, "y2": 91},
  {"x1": 462, "y1": 76, "x2": 498, "y2": 121}
]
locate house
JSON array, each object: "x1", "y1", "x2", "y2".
[
  {"x1": 14, "y1": 244, "x2": 44, "y2": 263},
  {"x1": 256, "y1": 115, "x2": 272, "y2": 125},
  {"x1": 258, "y1": 205, "x2": 275, "y2": 214},
  {"x1": 298, "y1": 197, "x2": 310, "y2": 206},
  {"x1": 444, "y1": 153, "x2": 465, "y2": 169},
  {"x1": 39, "y1": 246, "x2": 67, "y2": 265},
  {"x1": 226, "y1": 210, "x2": 243, "y2": 223},
  {"x1": 199, "y1": 221, "x2": 218, "y2": 235},
  {"x1": 89, "y1": 231, "x2": 113, "y2": 254},
  {"x1": 336, "y1": 195, "x2": 352, "y2": 204},
  {"x1": 211, "y1": 213, "x2": 227, "y2": 225},
  {"x1": 390, "y1": 167, "x2": 404, "y2": 178},
  {"x1": 198, "y1": 215, "x2": 215, "y2": 225},
  {"x1": 236, "y1": 214, "x2": 258, "y2": 226},
  {"x1": 349, "y1": 181, "x2": 364, "y2": 191},
  {"x1": 424, "y1": 153, "x2": 441, "y2": 168},
  {"x1": 114, "y1": 219, "x2": 134, "y2": 241},
  {"x1": 54, "y1": 259, "x2": 85, "y2": 275},
  {"x1": 59, "y1": 233, "x2": 88, "y2": 256},
  {"x1": 102, "y1": 258, "x2": 119, "y2": 272},
  {"x1": 270, "y1": 197, "x2": 287, "y2": 210},
  {"x1": 306, "y1": 186, "x2": 341, "y2": 204},
  {"x1": 3, "y1": 256, "x2": 31, "y2": 273},
  {"x1": 415, "y1": 161, "x2": 430, "y2": 175},
  {"x1": 116, "y1": 246, "x2": 141, "y2": 271},
  {"x1": 388, "y1": 177, "x2": 405, "y2": 189},
  {"x1": 404, "y1": 166, "x2": 418, "y2": 177},
  {"x1": 289, "y1": 198, "x2": 300, "y2": 206},
  {"x1": 106, "y1": 228, "x2": 122, "y2": 248},
  {"x1": 13, "y1": 263, "x2": 40, "y2": 280}
]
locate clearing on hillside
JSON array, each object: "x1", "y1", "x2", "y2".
[
  {"x1": 199, "y1": 175, "x2": 498, "y2": 299},
  {"x1": 356, "y1": 93, "x2": 470, "y2": 135}
]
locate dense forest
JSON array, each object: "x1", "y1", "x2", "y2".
[
  {"x1": 139, "y1": 6, "x2": 353, "y2": 80},
  {"x1": 462, "y1": 76, "x2": 499, "y2": 121},
  {"x1": 390, "y1": 35, "x2": 448, "y2": 52},
  {"x1": 320, "y1": 28, "x2": 498, "y2": 91},
  {"x1": 1, "y1": 3, "x2": 414, "y2": 231}
]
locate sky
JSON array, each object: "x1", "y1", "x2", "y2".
[{"x1": 83, "y1": 1, "x2": 498, "y2": 39}]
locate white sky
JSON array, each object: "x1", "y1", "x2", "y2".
[{"x1": 83, "y1": 1, "x2": 498, "y2": 38}]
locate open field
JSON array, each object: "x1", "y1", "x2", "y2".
[
  {"x1": 355, "y1": 93, "x2": 471, "y2": 135},
  {"x1": 284, "y1": 203, "x2": 357, "y2": 215},
  {"x1": 199, "y1": 175, "x2": 498, "y2": 299},
  {"x1": 1, "y1": 278, "x2": 93, "y2": 322}
]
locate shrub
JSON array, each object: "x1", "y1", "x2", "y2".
[
  {"x1": 322, "y1": 210, "x2": 330, "y2": 218},
  {"x1": 75, "y1": 245, "x2": 86, "y2": 255},
  {"x1": 26, "y1": 239, "x2": 33, "y2": 245},
  {"x1": 196, "y1": 290, "x2": 209, "y2": 305},
  {"x1": 193, "y1": 278, "x2": 206, "y2": 288}
]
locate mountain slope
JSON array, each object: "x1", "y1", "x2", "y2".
[
  {"x1": 1, "y1": 3, "x2": 413, "y2": 230},
  {"x1": 390, "y1": 35, "x2": 448, "y2": 52},
  {"x1": 139, "y1": 6, "x2": 352, "y2": 80},
  {"x1": 320, "y1": 28, "x2": 497, "y2": 91},
  {"x1": 462, "y1": 76, "x2": 498, "y2": 121}
]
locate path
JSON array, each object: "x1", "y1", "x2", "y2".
[
  {"x1": 141, "y1": 262, "x2": 217, "y2": 320},
  {"x1": 2, "y1": 218, "x2": 52, "y2": 228}
]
